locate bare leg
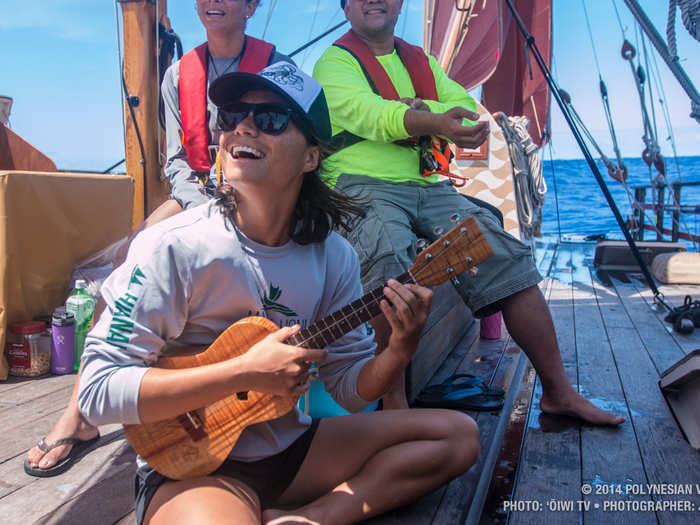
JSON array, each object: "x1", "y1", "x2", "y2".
[
  {"x1": 368, "y1": 316, "x2": 409, "y2": 410},
  {"x1": 144, "y1": 476, "x2": 261, "y2": 525},
  {"x1": 25, "y1": 199, "x2": 184, "y2": 473},
  {"x1": 501, "y1": 285, "x2": 625, "y2": 425},
  {"x1": 263, "y1": 408, "x2": 479, "y2": 525},
  {"x1": 25, "y1": 360, "x2": 99, "y2": 471}
]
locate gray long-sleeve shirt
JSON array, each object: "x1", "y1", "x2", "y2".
[
  {"x1": 78, "y1": 202, "x2": 375, "y2": 462},
  {"x1": 162, "y1": 49, "x2": 292, "y2": 209}
]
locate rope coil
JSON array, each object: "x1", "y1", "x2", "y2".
[{"x1": 495, "y1": 114, "x2": 546, "y2": 239}]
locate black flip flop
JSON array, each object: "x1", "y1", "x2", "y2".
[
  {"x1": 24, "y1": 434, "x2": 100, "y2": 478},
  {"x1": 439, "y1": 372, "x2": 506, "y2": 397},
  {"x1": 414, "y1": 385, "x2": 505, "y2": 411}
]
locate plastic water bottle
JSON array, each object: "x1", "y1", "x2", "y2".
[{"x1": 65, "y1": 280, "x2": 96, "y2": 371}]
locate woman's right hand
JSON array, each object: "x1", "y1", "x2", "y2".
[{"x1": 237, "y1": 325, "x2": 327, "y2": 397}]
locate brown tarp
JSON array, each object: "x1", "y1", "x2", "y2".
[
  {"x1": 427, "y1": 0, "x2": 552, "y2": 147},
  {"x1": 481, "y1": 0, "x2": 552, "y2": 147},
  {"x1": 427, "y1": 0, "x2": 504, "y2": 93},
  {"x1": 0, "y1": 171, "x2": 133, "y2": 379}
]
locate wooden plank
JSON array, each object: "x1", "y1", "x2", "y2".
[
  {"x1": 0, "y1": 431, "x2": 134, "y2": 525},
  {"x1": 33, "y1": 451, "x2": 135, "y2": 525},
  {"x1": 0, "y1": 385, "x2": 73, "y2": 431},
  {"x1": 438, "y1": 260, "x2": 556, "y2": 524},
  {"x1": 363, "y1": 323, "x2": 482, "y2": 525},
  {"x1": 629, "y1": 280, "x2": 700, "y2": 356},
  {"x1": 611, "y1": 275, "x2": 688, "y2": 374},
  {"x1": 595, "y1": 274, "x2": 700, "y2": 525},
  {"x1": 0, "y1": 374, "x2": 76, "y2": 409},
  {"x1": 0, "y1": 424, "x2": 123, "y2": 499},
  {"x1": 0, "y1": 407, "x2": 72, "y2": 466},
  {"x1": 409, "y1": 283, "x2": 473, "y2": 402},
  {"x1": 433, "y1": 335, "x2": 515, "y2": 525},
  {"x1": 509, "y1": 244, "x2": 582, "y2": 525},
  {"x1": 575, "y1": 263, "x2": 654, "y2": 524},
  {"x1": 437, "y1": 244, "x2": 555, "y2": 524},
  {"x1": 472, "y1": 271, "x2": 556, "y2": 523}
]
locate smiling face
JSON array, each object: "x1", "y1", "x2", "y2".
[
  {"x1": 196, "y1": 0, "x2": 258, "y2": 34},
  {"x1": 344, "y1": 0, "x2": 403, "y2": 41},
  {"x1": 219, "y1": 90, "x2": 320, "y2": 195}
]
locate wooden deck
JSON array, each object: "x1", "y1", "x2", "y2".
[{"x1": 1, "y1": 240, "x2": 699, "y2": 524}]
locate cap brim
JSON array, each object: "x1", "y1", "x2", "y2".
[{"x1": 209, "y1": 72, "x2": 326, "y2": 143}]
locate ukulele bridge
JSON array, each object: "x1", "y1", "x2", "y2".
[{"x1": 177, "y1": 410, "x2": 208, "y2": 442}]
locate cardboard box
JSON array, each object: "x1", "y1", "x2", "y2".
[{"x1": 0, "y1": 171, "x2": 133, "y2": 379}]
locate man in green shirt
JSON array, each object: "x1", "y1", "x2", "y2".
[{"x1": 313, "y1": 0, "x2": 624, "y2": 425}]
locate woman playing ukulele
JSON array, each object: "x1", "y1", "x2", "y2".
[{"x1": 78, "y1": 64, "x2": 479, "y2": 525}]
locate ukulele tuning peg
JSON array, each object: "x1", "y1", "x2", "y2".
[
  {"x1": 415, "y1": 238, "x2": 428, "y2": 252},
  {"x1": 449, "y1": 213, "x2": 461, "y2": 223},
  {"x1": 466, "y1": 257, "x2": 473, "y2": 265},
  {"x1": 433, "y1": 226, "x2": 444, "y2": 236},
  {"x1": 469, "y1": 267, "x2": 479, "y2": 276},
  {"x1": 451, "y1": 277, "x2": 462, "y2": 286}
]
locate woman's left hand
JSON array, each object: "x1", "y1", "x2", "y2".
[{"x1": 379, "y1": 279, "x2": 433, "y2": 362}]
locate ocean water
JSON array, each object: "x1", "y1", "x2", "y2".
[{"x1": 539, "y1": 155, "x2": 700, "y2": 248}]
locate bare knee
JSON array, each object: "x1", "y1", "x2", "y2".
[{"x1": 438, "y1": 410, "x2": 480, "y2": 477}]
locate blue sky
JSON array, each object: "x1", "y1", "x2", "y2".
[{"x1": 1, "y1": 0, "x2": 698, "y2": 171}]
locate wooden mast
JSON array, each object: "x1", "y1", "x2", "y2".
[{"x1": 119, "y1": 0, "x2": 171, "y2": 229}]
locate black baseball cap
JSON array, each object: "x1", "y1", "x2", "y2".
[{"x1": 209, "y1": 63, "x2": 332, "y2": 145}]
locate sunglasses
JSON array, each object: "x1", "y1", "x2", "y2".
[{"x1": 217, "y1": 102, "x2": 296, "y2": 135}]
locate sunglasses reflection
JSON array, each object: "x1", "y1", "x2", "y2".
[{"x1": 217, "y1": 102, "x2": 295, "y2": 135}]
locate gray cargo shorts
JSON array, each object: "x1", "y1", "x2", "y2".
[{"x1": 334, "y1": 174, "x2": 542, "y2": 317}]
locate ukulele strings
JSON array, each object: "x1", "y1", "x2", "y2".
[{"x1": 293, "y1": 227, "x2": 469, "y2": 349}]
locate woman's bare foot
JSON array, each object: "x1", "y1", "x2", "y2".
[
  {"x1": 25, "y1": 407, "x2": 99, "y2": 471},
  {"x1": 540, "y1": 389, "x2": 625, "y2": 426}
]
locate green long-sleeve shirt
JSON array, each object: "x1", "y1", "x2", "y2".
[{"x1": 313, "y1": 45, "x2": 477, "y2": 188}]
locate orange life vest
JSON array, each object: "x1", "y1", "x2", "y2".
[{"x1": 179, "y1": 36, "x2": 275, "y2": 172}]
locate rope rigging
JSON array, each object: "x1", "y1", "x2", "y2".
[
  {"x1": 581, "y1": 0, "x2": 627, "y2": 181},
  {"x1": 614, "y1": 4, "x2": 698, "y2": 249},
  {"x1": 667, "y1": 0, "x2": 700, "y2": 59},
  {"x1": 495, "y1": 114, "x2": 547, "y2": 239}
]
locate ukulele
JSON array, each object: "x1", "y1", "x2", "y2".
[{"x1": 123, "y1": 216, "x2": 493, "y2": 480}]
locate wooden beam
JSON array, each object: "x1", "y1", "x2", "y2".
[{"x1": 120, "y1": 0, "x2": 171, "y2": 230}]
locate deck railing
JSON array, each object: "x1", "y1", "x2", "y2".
[{"x1": 631, "y1": 180, "x2": 700, "y2": 243}]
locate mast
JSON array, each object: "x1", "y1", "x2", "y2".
[
  {"x1": 437, "y1": 1, "x2": 473, "y2": 74},
  {"x1": 119, "y1": 0, "x2": 171, "y2": 229},
  {"x1": 622, "y1": 0, "x2": 700, "y2": 126}
]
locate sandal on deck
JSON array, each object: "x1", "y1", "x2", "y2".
[
  {"x1": 439, "y1": 372, "x2": 506, "y2": 397},
  {"x1": 413, "y1": 385, "x2": 505, "y2": 411},
  {"x1": 24, "y1": 434, "x2": 100, "y2": 478}
]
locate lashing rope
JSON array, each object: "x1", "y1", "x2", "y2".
[
  {"x1": 667, "y1": 0, "x2": 700, "y2": 59},
  {"x1": 495, "y1": 113, "x2": 546, "y2": 238}
]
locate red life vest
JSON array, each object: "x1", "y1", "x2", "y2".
[
  {"x1": 333, "y1": 30, "x2": 437, "y2": 103},
  {"x1": 330, "y1": 30, "x2": 438, "y2": 151},
  {"x1": 332, "y1": 31, "x2": 464, "y2": 186},
  {"x1": 179, "y1": 36, "x2": 275, "y2": 172}
]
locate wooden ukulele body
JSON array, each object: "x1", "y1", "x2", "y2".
[{"x1": 123, "y1": 316, "x2": 299, "y2": 480}]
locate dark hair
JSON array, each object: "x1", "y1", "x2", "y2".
[{"x1": 215, "y1": 152, "x2": 365, "y2": 245}]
